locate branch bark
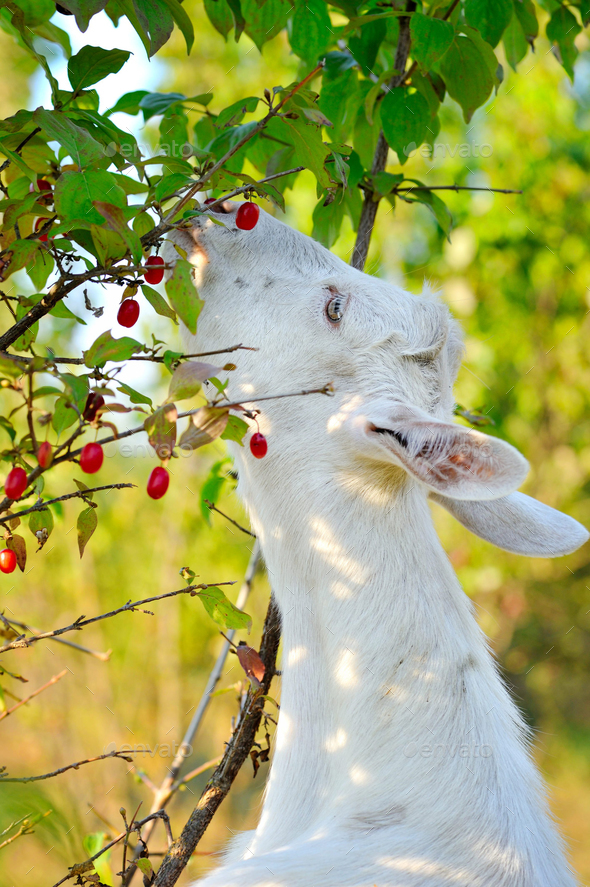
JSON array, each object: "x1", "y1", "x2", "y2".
[
  {"x1": 0, "y1": 582, "x2": 236, "y2": 654},
  {"x1": 351, "y1": 0, "x2": 417, "y2": 271},
  {"x1": 153, "y1": 593, "x2": 281, "y2": 887},
  {"x1": 125, "y1": 542, "x2": 261, "y2": 884}
]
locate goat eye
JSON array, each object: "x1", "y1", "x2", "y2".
[{"x1": 326, "y1": 297, "x2": 344, "y2": 323}]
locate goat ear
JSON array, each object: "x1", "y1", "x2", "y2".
[
  {"x1": 366, "y1": 404, "x2": 528, "y2": 500},
  {"x1": 430, "y1": 491, "x2": 589, "y2": 557}
]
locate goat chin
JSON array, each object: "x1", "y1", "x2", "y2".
[{"x1": 170, "y1": 202, "x2": 584, "y2": 887}]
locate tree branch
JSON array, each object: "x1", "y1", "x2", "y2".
[
  {"x1": 0, "y1": 483, "x2": 135, "y2": 526},
  {"x1": 153, "y1": 593, "x2": 281, "y2": 886},
  {"x1": 0, "y1": 582, "x2": 236, "y2": 654},
  {"x1": 0, "y1": 749, "x2": 134, "y2": 783},
  {"x1": 0, "y1": 344, "x2": 256, "y2": 368},
  {"x1": 0, "y1": 669, "x2": 67, "y2": 721},
  {"x1": 204, "y1": 500, "x2": 256, "y2": 537},
  {"x1": 125, "y1": 542, "x2": 261, "y2": 884}
]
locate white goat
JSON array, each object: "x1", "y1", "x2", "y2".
[{"x1": 167, "y1": 202, "x2": 588, "y2": 887}]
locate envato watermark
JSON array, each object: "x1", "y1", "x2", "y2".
[
  {"x1": 103, "y1": 741, "x2": 193, "y2": 758},
  {"x1": 102, "y1": 442, "x2": 197, "y2": 460},
  {"x1": 403, "y1": 141, "x2": 493, "y2": 159},
  {"x1": 104, "y1": 140, "x2": 194, "y2": 160},
  {"x1": 402, "y1": 742, "x2": 493, "y2": 759}
]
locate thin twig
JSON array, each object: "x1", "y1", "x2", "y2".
[
  {"x1": 4, "y1": 618, "x2": 111, "y2": 660},
  {"x1": 125, "y1": 543, "x2": 261, "y2": 883},
  {"x1": 0, "y1": 582, "x2": 236, "y2": 654},
  {"x1": 0, "y1": 384, "x2": 332, "y2": 516},
  {"x1": 51, "y1": 811, "x2": 172, "y2": 887},
  {"x1": 0, "y1": 669, "x2": 67, "y2": 721},
  {"x1": 393, "y1": 185, "x2": 522, "y2": 195},
  {"x1": 0, "y1": 484, "x2": 135, "y2": 525},
  {"x1": 205, "y1": 166, "x2": 305, "y2": 207},
  {"x1": 0, "y1": 345, "x2": 256, "y2": 368},
  {"x1": 204, "y1": 500, "x2": 256, "y2": 537},
  {"x1": 0, "y1": 749, "x2": 134, "y2": 783}
]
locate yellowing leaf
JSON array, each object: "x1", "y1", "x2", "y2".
[{"x1": 77, "y1": 507, "x2": 98, "y2": 558}]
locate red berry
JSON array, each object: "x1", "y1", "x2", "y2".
[
  {"x1": 236, "y1": 203, "x2": 260, "y2": 231},
  {"x1": 0, "y1": 549, "x2": 17, "y2": 574},
  {"x1": 37, "y1": 441, "x2": 53, "y2": 469},
  {"x1": 147, "y1": 466, "x2": 170, "y2": 499},
  {"x1": 80, "y1": 442, "x2": 103, "y2": 474},
  {"x1": 34, "y1": 218, "x2": 49, "y2": 241},
  {"x1": 83, "y1": 393, "x2": 105, "y2": 422},
  {"x1": 4, "y1": 466, "x2": 27, "y2": 499},
  {"x1": 144, "y1": 256, "x2": 165, "y2": 285},
  {"x1": 30, "y1": 178, "x2": 52, "y2": 193},
  {"x1": 250, "y1": 432, "x2": 267, "y2": 459},
  {"x1": 204, "y1": 197, "x2": 217, "y2": 204},
  {"x1": 117, "y1": 299, "x2": 140, "y2": 328}
]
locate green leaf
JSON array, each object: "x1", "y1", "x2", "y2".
[
  {"x1": 33, "y1": 108, "x2": 104, "y2": 169},
  {"x1": 132, "y1": 0, "x2": 174, "y2": 56},
  {"x1": 200, "y1": 458, "x2": 231, "y2": 522},
  {"x1": 27, "y1": 250, "x2": 54, "y2": 292},
  {"x1": 439, "y1": 35, "x2": 494, "y2": 122},
  {"x1": 380, "y1": 87, "x2": 430, "y2": 165},
  {"x1": 546, "y1": 6, "x2": 581, "y2": 81},
  {"x1": 204, "y1": 0, "x2": 235, "y2": 37},
  {"x1": 84, "y1": 330, "x2": 143, "y2": 368},
  {"x1": 410, "y1": 13, "x2": 454, "y2": 72},
  {"x1": 136, "y1": 859, "x2": 153, "y2": 877},
  {"x1": 280, "y1": 116, "x2": 332, "y2": 189},
  {"x1": 503, "y1": 10, "x2": 529, "y2": 71},
  {"x1": 144, "y1": 403, "x2": 177, "y2": 458},
  {"x1": 29, "y1": 507, "x2": 54, "y2": 543},
  {"x1": 241, "y1": 0, "x2": 292, "y2": 51},
  {"x1": 107, "y1": 90, "x2": 149, "y2": 116},
  {"x1": 52, "y1": 1, "x2": 107, "y2": 32},
  {"x1": 216, "y1": 96, "x2": 259, "y2": 129},
  {"x1": 90, "y1": 225, "x2": 128, "y2": 264},
  {"x1": 93, "y1": 202, "x2": 143, "y2": 263},
  {"x1": 312, "y1": 191, "x2": 346, "y2": 247},
  {"x1": 161, "y1": 0, "x2": 195, "y2": 53},
  {"x1": 197, "y1": 585, "x2": 252, "y2": 630},
  {"x1": 514, "y1": 0, "x2": 538, "y2": 43},
  {"x1": 68, "y1": 46, "x2": 131, "y2": 93},
  {"x1": 2, "y1": 240, "x2": 40, "y2": 280},
  {"x1": 220, "y1": 414, "x2": 249, "y2": 446},
  {"x1": 142, "y1": 285, "x2": 177, "y2": 322},
  {"x1": 348, "y1": 12, "x2": 387, "y2": 75},
  {"x1": 77, "y1": 507, "x2": 98, "y2": 558},
  {"x1": 165, "y1": 258, "x2": 203, "y2": 335},
  {"x1": 117, "y1": 381, "x2": 153, "y2": 406},
  {"x1": 82, "y1": 832, "x2": 113, "y2": 886},
  {"x1": 289, "y1": 0, "x2": 332, "y2": 65},
  {"x1": 139, "y1": 92, "x2": 186, "y2": 121},
  {"x1": 52, "y1": 396, "x2": 78, "y2": 435},
  {"x1": 464, "y1": 0, "x2": 512, "y2": 48},
  {"x1": 55, "y1": 170, "x2": 125, "y2": 227},
  {"x1": 403, "y1": 183, "x2": 453, "y2": 240}
]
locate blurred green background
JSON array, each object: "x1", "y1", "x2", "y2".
[{"x1": 1, "y1": 5, "x2": 590, "y2": 884}]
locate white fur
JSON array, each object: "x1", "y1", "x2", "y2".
[{"x1": 166, "y1": 203, "x2": 588, "y2": 887}]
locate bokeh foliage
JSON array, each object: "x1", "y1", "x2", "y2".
[{"x1": 0, "y1": 0, "x2": 589, "y2": 884}]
